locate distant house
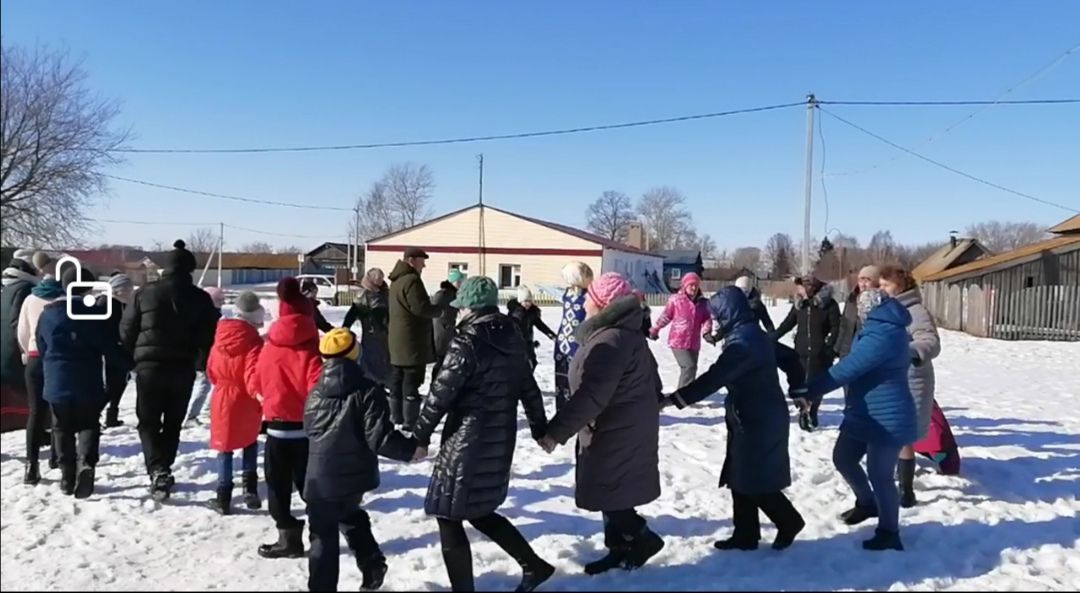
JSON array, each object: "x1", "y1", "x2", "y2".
[
  {"x1": 912, "y1": 237, "x2": 992, "y2": 283},
  {"x1": 657, "y1": 250, "x2": 704, "y2": 289},
  {"x1": 920, "y1": 215, "x2": 1080, "y2": 341},
  {"x1": 305, "y1": 242, "x2": 353, "y2": 275},
  {"x1": 137, "y1": 252, "x2": 299, "y2": 286}
]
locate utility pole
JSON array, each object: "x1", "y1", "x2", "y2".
[
  {"x1": 217, "y1": 222, "x2": 224, "y2": 289},
  {"x1": 802, "y1": 93, "x2": 816, "y2": 276},
  {"x1": 477, "y1": 153, "x2": 486, "y2": 276},
  {"x1": 353, "y1": 206, "x2": 360, "y2": 281}
]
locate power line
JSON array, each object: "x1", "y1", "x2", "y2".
[
  {"x1": 108, "y1": 102, "x2": 806, "y2": 154},
  {"x1": 815, "y1": 107, "x2": 841, "y2": 237},
  {"x1": 104, "y1": 174, "x2": 352, "y2": 211},
  {"x1": 818, "y1": 107, "x2": 1079, "y2": 214},
  {"x1": 818, "y1": 98, "x2": 1079, "y2": 106},
  {"x1": 827, "y1": 43, "x2": 1080, "y2": 177}
]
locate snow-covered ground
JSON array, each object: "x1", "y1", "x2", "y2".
[{"x1": 2, "y1": 305, "x2": 1078, "y2": 591}]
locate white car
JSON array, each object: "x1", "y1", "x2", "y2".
[{"x1": 296, "y1": 274, "x2": 338, "y2": 305}]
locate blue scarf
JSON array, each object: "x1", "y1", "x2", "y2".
[{"x1": 32, "y1": 277, "x2": 64, "y2": 299}]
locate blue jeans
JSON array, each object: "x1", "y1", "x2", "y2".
[
  {"x1": 217, "y1": 442, "x2": 259, "y2": 490},
  {"x1": 832, "y1": 431, "x2": 902, "y2": 533},
  {"x1": 186, "y1": 371, "x2": 212, "y2": 421}
]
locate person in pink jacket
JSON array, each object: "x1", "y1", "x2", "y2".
[{"x1": 650, "y1": 273, "x2": 713, "y2": 388}]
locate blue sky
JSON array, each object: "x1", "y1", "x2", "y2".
[{"x1": 3, "y1": 1, "x2": 1078, "y2": 252}]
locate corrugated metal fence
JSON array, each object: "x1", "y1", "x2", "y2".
[{"x1": 923, "y1": 282, "x2": 1080, "y2": 341}]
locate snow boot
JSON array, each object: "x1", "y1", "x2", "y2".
[
  {"x1": 48, "y1": 451, "x2": 58, "y2": 470},
  {"x1": 242, "y1": 471, "x2": 262, "y2": 510},
  {"x1": 103, "y1": 408, "x2": 124, "y2": 428},
  {"x1": 862, "y1": 528, "x2": 904, "y2": 551},
  {"x1": 59, "y1": 465, "x2": 77, "y2": 495},
  {"x1": 898, "y1": 458, "x2": 917, "y2": 508},
  {"x1": 258, "y1": 523, "x2": 305, "y2": 559},
  {"x1": 772, "y1": 515, "x2": 806, "y2": 551},
  {"x1": 23, "y1": 462, "x2": 41, "y2": 485},
  {"x1": 149, "y1": 471, "x2": 174, "y2": 502},
  {"x1": 516, "y1": 558, "x2": 555, "y2": 593},
  {"x1": 840, "y1": 504, "x2": 878, "y2": 526},
  {"x1": 209, "y1": 484, "x2": 233, "y2": 515},
  {"x1": 74, "y1": 467, "x2": 95, "y2": 499},
  {"x1": 624, "y1": 527, "x2": 664, "y2": 570},
  {"x1": 359, "y1": 554, "x2": 388, "y2": 591},
  {"x1": 584, "y1": 548, "x2": 628, "y2": 576},
  {"x1": 714, "y1": 536, "x2": 759, "y2": 551}
]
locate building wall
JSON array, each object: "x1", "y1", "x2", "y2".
[
  {"x1": 193, "y1": 268, "x2": 297, "y2": 287},
  {"x1": 604, "y1": 248, "x2": 665, "y2": 292}
]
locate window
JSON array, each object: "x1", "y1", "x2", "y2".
[
  {"x1": 499, "y1": 264, "x2": 521, "y2": 288},
  {"x1": 669, "y1": 267, "x2": 682, "y2": 281},
  {"x1": 449, "y1": 262, "x2": 469, "y2": 275},
  {"x1": 1025, "y1": 276, "x2": 1035, "y2": 288}
]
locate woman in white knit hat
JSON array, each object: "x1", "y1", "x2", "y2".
[
  {"x1": 553, "y1": 262, "x2": 594, "y2": 410},
  {"x1": 506, "y1": 285, "x2": 557, "y2": 371}
]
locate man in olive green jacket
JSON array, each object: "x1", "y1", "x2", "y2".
[{"x1": 387, "y1": 248, "x2": 442, "y2": 432}]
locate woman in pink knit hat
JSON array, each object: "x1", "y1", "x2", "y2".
[
  {"x1": 540, "y1": 272, "x2": 666, "y2": 575},
  {"x1": 650, "y1": 272, "x2": 712, "y2": 389}
]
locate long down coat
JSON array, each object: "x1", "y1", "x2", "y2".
[
  {"x1": 547, "y1": 295, "x2": 663, "y2": 512},
  {"x1": 413, "y1": 308, "x2": 547, "y2": 521},
  {"x1": 206, "y1": 319, "x2": 264, "y2": 452},
  {"x1": 895, "y1": 287, "x2": 941, "y2": 440},
  {"x1": 673, "y1": 287, "x2": 792, "y2": 495},
  {"x1": 343, "y1": 283, "x2": 391, "y2": 386}
]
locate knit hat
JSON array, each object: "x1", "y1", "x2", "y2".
[
  {"x1": 734, "y1": 276, "x2": 752, "y2": 293},
  {"x1": 450, "y1": 276, "x2": 499, "y2": 310},
  {"x1": 277, "y1": 277, "x2": 313, "y2": 317},
  {"x1": 680, "y1": 272, "x2": 701, "y2": 289},
  {"x1": 561, "y1": 261, "x2": 594, "y2": 289},
  {"x1": 516, "y1": 285, "x2": 533, "y2": 304},
  {"x1": 13, "y1": 249, "x2": 34, "y2": 264},
  {"x1": 447, "y1": 269, "x2": 466, "y2": 284},
  {"x1": 61, "y1": 262, "x2": 96, "y2": 296},
  {"x1": 234, "y1": 290, "x2": 265, "y2": 327},
  {"x1": 859, "y1": 265, "x2": 882, "y2": 282},
  {"x1": 165, "y1": 240, "x2": 197, "y2": 275},
  {"x1": 802, "y1": 275, "x2": 825, "y2": 297},
  {"x1": 108, "y1": 273, "x2": 134, "y2": 293},
  {"x1": 587, "y1": 272, "x2": 632, "y2": 309},
  {"x1": 31, "y1": 251, "x2": 51, "y2": 273},
  {"x1": 857, "y1": 288, "x2": 884, "y2": 322},
  {"x1": 320, "y1": 328, "x2": 360, "y2": 361},
  {"x1": 204, "y1": 286, "x2": 226, "y2": 309}
]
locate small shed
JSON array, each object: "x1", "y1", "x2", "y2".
[
  {"x1": 920, "y1": 215, "x2": 1080, "y2": 341},
  {"x1": 912, "y1": 237, "x2": 992, "y2": 283},
  {"x1": 306, "y1": 242, "x2": 353, "y2": 275}
]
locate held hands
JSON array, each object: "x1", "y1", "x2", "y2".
[
  {"x1": 789, "y1": 387, "x2": 811, "y2": 412},
  {"x1": 537, "y1": 435, "x2": 558, "y2": 454},
  {"x1": 412, "y1": 445, "x2": 429, "y2": 462}
]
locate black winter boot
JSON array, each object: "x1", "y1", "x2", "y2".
[
  {"x1": 797, "y1": 411, "x2": 813, "y2": 433},
  {"x1": 862, "y1": 528, "x2": 904, "y2": 551},
  {"x1": 840, "y1": 504, "x2": 878, "y2": 525},
  {"x1": 898, "y1": 458, "x2": 917, "y2": 509},
  {"x1": 258, "y1": 523, "x2": 305, "y2": 559},
  {"x1": 74, "y1": 467, "x2": 96, "y2": 499},
  {"x1": 242, "y1": 471, "x2": 261, "y2": 510},
  {"x1": 625, "y1": 526, "x2": 664, "y2": 570},
  {"x1": 149, "y1": 471, "x2": 174, "y2": 502},
  {"x1": 359, "y1": 554, "x2": 389, "y2": 591},
  {"x1": 772, "y1": 515, "x2": 806, "y2": 550},
  {"x1": 516, "y1": 557, "x2": 555, "y2": 592},
  {"x1": 713, "y1": 536, "x2": 759, "y2": 551},
  {"x1": 23, "y1": 462, "x2": 41, "y2": 485},
  {"x1": 60, "y1": 465, "x2": 77, "y2": 495},
  {"x1": 584, "y1": 547, "x2": 628, "y2": 576},
  {"x1": 104, "y1": 408, "x2": 123, "y2": 428},
  {"x1": 209, "y1": 484, "x2": 233, "y2": 515}
]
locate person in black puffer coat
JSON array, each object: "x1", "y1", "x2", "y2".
[
  {"x1": 430, "y1": 269, "x2": 464, "y2": 380},
  {"x1": 773, "y1": 276, "x2": 841, "y2": 431},
  {"x1": 304, "y1": 329, "x2": 417, "y2": 592},
  {"x1": 101, "y1": 274, "x2": 135, "y2": 428},
  {"x1": 413, "y1": 276, "x2": 553, "y2": 593},
  {"x1": 1, "y1": 256, "x2": 40, "y2": 408},
  {"x1": 735, "y1": 276, "x2": 775, "y2": 333},
  {"x1": 120, "y1": 240, "x2": 220, "y2": 499},
  {"x1": 506, "y1": 286, "x2": 556, "y2": 371},
  {"x1": 343, "y1": 268, "x2": 391, "y2": 386}
]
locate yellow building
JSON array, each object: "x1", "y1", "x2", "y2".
[{"x1": 365, "y1": 204, "x2": 666, "y2": 295}]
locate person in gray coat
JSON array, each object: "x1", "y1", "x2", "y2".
[
  {"x1": 540, "y1": 272, "x2": 665, "y2": 576},
  {"x1": 665, "y1": 286, "x2": 805, "y2": 552},
  {"x1": 879, "y1": 266, "x2": 941, "y2": 509}
]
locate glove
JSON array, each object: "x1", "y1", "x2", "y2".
[
  {"x1": 647, "y1": 332, "x2": 660, "y2": 341},
  {"x1": 533, "y1": 341, "x2": 541, "y2": 348},
  {"x1": 703, "y1": 333, "x2": 718, "y2": 346}
]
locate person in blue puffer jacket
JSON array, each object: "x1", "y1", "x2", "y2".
[
  {"x1": 36, "y1": 264, "x2": 132, "y2": 499},
  {"x1": 795, "y1": 288, "x2": 916, "y2": 552}
]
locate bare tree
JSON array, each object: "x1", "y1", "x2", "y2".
[
  {"x1": 240, "y1": 241, "x2": 275, "y2": 253},
  {"x1": 637, "y1": 186, "x2": 694, "y2": 251},
  {"x1": 1, "y1": 43, "x2": 129, "y2": 247},
  {"x1": 965, "y1": 220, "x2": 1048, "y2": 253},
  {"x1": 867, "y1": 230, "x2": 897, "y2": 264},
  {"x1": 895, "y1": 241, "x2": 946, "y2": 269},
  {"x1": 186, "y1": 227, "x2": 218, "y2": 254},
  {"x1": 149, "y1": 239, "x2": 167, "y2": 252},
  {"x1": 277, "y1": 245, "x2": 302, "y2": 254},
  {"x1": 765, "y1": 233, "x2": 796, "y2": 279},
  {"x1": 353, "y1": 163, "x2": 435, "y2": 241},
  {"x1": 695, "y1": 233, "x2": 718, "y2": 260},
  {"x1": 732, "y1": 247, "x2": 762, "y2": 271},
  {"x1": 585, "y1": 190, "x2": 636, "y2": 241}
]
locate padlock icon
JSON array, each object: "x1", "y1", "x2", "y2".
[{"x1": 55, "y1": 256, "x2": 113, "y2": 321}]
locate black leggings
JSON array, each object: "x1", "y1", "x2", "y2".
[
  {"x1": 24, "y1": 357, "x2": 54, "y2": 464},
  {"x1": 436, "y1": 513, "x2": 541, "y2": 592}
]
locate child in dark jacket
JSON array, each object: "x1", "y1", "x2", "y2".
[
  {"x1": 506, "y1": 287, "x2": 556, "y2": 370},
  {"x1": 305, "y1": 328, "x2": 417, "y2": 592},
  {"x1": 36, "y1": 264, "x2": 131, "y2": 498}
]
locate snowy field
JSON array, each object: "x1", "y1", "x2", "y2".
[{"x1": 2, "y1": 305, "x2": 1078, "y2": 591}]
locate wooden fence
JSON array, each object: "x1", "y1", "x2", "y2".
[{"x1": 922, "y1": 282, "x2": 1080, "y2": 341}]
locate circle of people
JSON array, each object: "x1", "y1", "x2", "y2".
[{"x1": 1, "y1": 240, "x2": 959, "y2": 592}]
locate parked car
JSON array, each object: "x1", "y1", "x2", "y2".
[{"x1": 296, "y1": 274, "x2": 338, "y2": 305}]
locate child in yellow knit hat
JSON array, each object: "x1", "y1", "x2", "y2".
[{"x1": 304, "y1": 327, "x2": 419, "y2": 591}]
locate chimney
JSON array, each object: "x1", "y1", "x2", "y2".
[
  {"x1": 626, "y1": 222, "x2": 645, "y2": 250},
  {"x1": 949, "y1": 230, "x2": 959, "y2": 250}
]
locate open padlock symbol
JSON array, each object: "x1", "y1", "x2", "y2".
[{"x1": 55, "y1": 256, "x2": 113, "y2": 321}]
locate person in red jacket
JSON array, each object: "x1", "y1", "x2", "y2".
[
  {"x1": 253, "y1": 277, "x2": 323, "y2": 559},
  {"x1": 206, "y1": 291, "x2": 266, "y2": 516}
]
